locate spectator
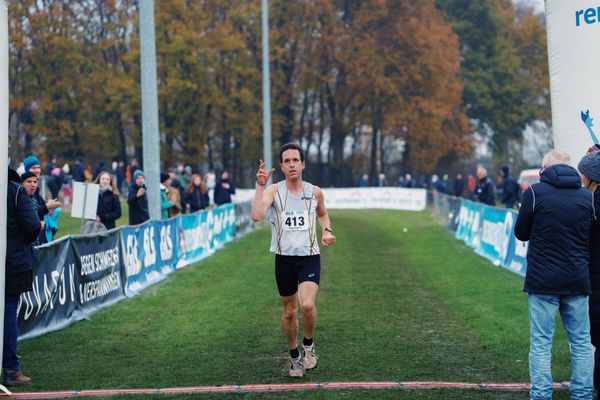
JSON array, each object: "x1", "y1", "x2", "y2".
[
  {"x1": 214, "y1": 170, "x2": 236, "y2": 206},
  {"x1": 578, "y1": 150, "x2": 600, "y2": 396},
  {"x1": 127, "y1": 170, "x2": 149, "y2": 225},
  {"x1": 47, "y1": 167, "x2": 62, "y2": 200},
  {"x1": 473, "y1": 167, "x2": 496, "y2": 206},
  {"x1": 453, "y1": 173, "x2": 465, "y2": 197},
  {"x1": 467, "y1": 174, "x2": 476, "y2": 194},
  {"x1": 23, "y1": 155, "x2": 62, "y2": 244},
  {"x1": 5, "y1": 167, "x2": 41, "y2": 386},
  {"x1": 94, "y1": 171, "x2": 122, "y2": 230},
  {"x1": 396, "y1": 175, "x2": 405, "y2": 187},
  {"x1": 374, "y1": 172, "x2": 387, "y2": 187},
  {"x1": 93, "y1": 161, "x2": 106, "y2": 181},
  {"x1": 183, "y1": 165, "x2": 193, "y2": 188},
  {"x1": 72, "y1": 159, "x2": 84, "y2": 182},
  {"x1": 184, "y1": 174, "x2": 210, "y2": 213},
  {"x1": 46, "y1": 156, "x2": 56, "y2": 176},
  {"x1": 168, "y1": 178, "x2": 183, "y2": 218},
  {"x1": 431, "y1": 174, "x2": 447, "y2": 194},
  {"x1": 62, "y1": 164, "x2": 72, "y2": 208},
  {"x1": 84, "y1": 164, "x2": 93, "y2": 182},
  {"x1": 205, "y1": 169, "x2": 216, "y2": 205},
  {"x1": 357, "y1": 174, "x2": 369, "y2": 187},
  {"x1": 402, "y1": 174, "x2": 414, "y2": 188},
  {"x1": 514, "y1": 149, "x2": 594, "y2": 400},
  {"x1": 500, "y1": 165, "x2": 519, "y2": 209},
  {"x1": 160, "y1": 172, "x2": 174, "y2": 220}
]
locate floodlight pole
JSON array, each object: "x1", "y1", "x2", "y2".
[
  {"x1": 0, "y1": 0, "x2": 11, "y2": 395},
  {"x1": 261, "y1": 0, "x2": 273, "y2": 176},
  {"x1": 139, "y1": 0, "x2": 161, "y2": 220}
]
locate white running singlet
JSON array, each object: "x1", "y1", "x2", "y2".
[{"x1": 268, "y1": 181, "x2": 319, "y2": 256}]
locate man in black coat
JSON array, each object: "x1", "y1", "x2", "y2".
[
  {"x1": 214, "y1": 170, "x2": 236, "y2": 206},
  {"x1": 500, "y1": 165, "x2": 519, "y2": 209},
  {"x1": 127, "y1": 170, "x2": 149, "y2": 225},
  {"x1": 514, "y1": 149, "x2": 595, "y2": 400},
  {"x1": 474, "y1": 167, "x2": 496, "y2": 206},
  {"x1": 5, "y1": 168, "x2": 41, "y2": 386}
]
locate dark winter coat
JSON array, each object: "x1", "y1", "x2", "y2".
[
  {"x1": 501, "y1": 166, "x2": 520, "y2": 207},
  {"x1": 96, "y1": 189, "x2": 121, "y2": 230},
  {"x1": 589, "y1": 187, "x2": 600, "y2": 323},
  {"x1": 127, "y1": 183, "x2": 149, "y2": 226},
  {"x1": 7, "y1": 168, "x2": 41, "y2": 295},
  {"x1": 514, "y1": 164, "x2": 595, "y2": 295},
  {"x1": 31, "y1": 187, "x2": 49, "y2": 244},
  {"x1": 214, "y1": 179, "x2": 236, "y2": 206},
  {"x1": 475, "y1": 176, "x2": 496, "y2": 206},
  {"x1": 184, "y1": 187, "x2": 210, "y2": 213}
]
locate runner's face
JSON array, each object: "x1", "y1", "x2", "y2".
[
  {"x1": 22, "y1": 177, "x2": 38, "y2": 196},
  {"x1": 281, "y1": 149, "x2": 304, "y2": 179}
]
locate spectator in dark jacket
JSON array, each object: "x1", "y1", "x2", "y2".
[
  {"x1": 473, "y1": 167, "x2": 496, "y2": 206},
  {"x1": 578, "y1": 149, "x2": 600, "y2": 396},
  {"x1": 23, "y1": 155, "x2": 62, "y2": 244},
  {"x1": 214, "y1": 171, "x2": 236, "y2": 206},
  {"x1": 5, "y1": 167, "x2": 41, "y2": 386},
  {"x1": 500, "y1": 165, "x2": 519, "y2": 209},
  {"x1": 127, "y1": 170, "x2": 149, "y2": 225},
  {"x1": 514, "y1": 149, "x2": 594, "y2": 400},
  {"x1": 453, "y1": 173, "x2": 465, "y2": 197},
  {"x1": 94, "y1": 171, "x2": 121, "y2": 230},
  {"x1": 184, "y1": 174, "x2": 210, "y2": 213},
  {"x1": 72, "y1": 159, "x2": 84, "y2": 182}
]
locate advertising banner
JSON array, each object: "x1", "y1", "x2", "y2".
[
  {"x1": 180, "y1": 211, "x2": 211, "y2": 265},
  {"x1": 447, "y1": 197, "x2": 462, "y2": 233},
  {"x1": 546, "y1": 0, "x2": 600, "y2": 162},
  {"x1": 121, "y1": 220, "x2": 177, "y2": 297},
  {"x1": 18, "y1": 238, "x2": 78, "y2": 340},
  {"x1": 455, "y1": 200, "x2": 484, "y2": 248},
  {"x1": 502, "y1": 210, "x2": 528, "y2": 276},
  {"x1": 235, "y1": 201, "x2": 254, "y2": 235},
  {"x1": 322, "y1": 187, "x2": 427, "y2": 210},
  {"x1": 208, "y1": 204, "x2": 237, "y2": 250},
  {"x1": 476, "y1": 207, "x2": 514, "y2": 266}
]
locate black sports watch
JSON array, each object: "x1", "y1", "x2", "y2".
[{"x1": 322, "y1": 225, "x2": 333, "y2": 233}]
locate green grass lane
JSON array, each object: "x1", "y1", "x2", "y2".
[{"x1": 17, "y1": 210, "x2": 573, "y2": 399}]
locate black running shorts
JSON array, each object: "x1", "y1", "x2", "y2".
[{"x1": 274, "y1": 254, "x2": 321, "y2": 297}]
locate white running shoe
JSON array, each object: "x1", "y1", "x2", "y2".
[
  {"x1": 288, "y1": 356, "x2": 304, "y2": 377},
  {"x1": 303, "y1": 343, "x2": 318, "y2": 370}
]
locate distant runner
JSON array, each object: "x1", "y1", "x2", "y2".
[{"x1": 251, "y1": 142, "x2": 336, "y2": 377}]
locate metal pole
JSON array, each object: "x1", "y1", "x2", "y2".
[
  {"x1": 261, "y1": 0, "x2": 273, "y2": 176},
  {"x1": 139, "y1": 0, "x2": 161, "y2": 220},
  {"x1": 0, "y1": 0, "x2": 9, "y2": 388}
]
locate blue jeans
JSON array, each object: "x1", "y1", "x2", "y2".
[
  {"x1": 528, "y1": 293, "x2": 593, "y2": 400},
  {"x1": 3, "y1": 296, "x2": 20, "y2": 371}
]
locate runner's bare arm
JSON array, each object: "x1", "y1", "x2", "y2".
[
  {"x1": 314, "y1": 186, "x2": 336, "y2": 247},
  {"x1": 251, "y1": 159, "x2": 276, "y2": 222}
]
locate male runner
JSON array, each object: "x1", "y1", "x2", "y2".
[{"x1": 251, "y1": 142, "x2": 336, "y2": 377}]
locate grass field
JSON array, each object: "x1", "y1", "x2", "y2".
[{"x1": 17, "y1": 209, "x2": 575, "y2": 399}]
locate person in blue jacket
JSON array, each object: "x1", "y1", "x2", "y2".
[
  {"x1": 5, "y1": 167, "x2": 41, "y2": 386},
  {"x1": 514, "y1": 149, "x2": 595, "y2": 400},
  {"x1": 94, "y1": 171, "x2": 121, "y2": 230}
]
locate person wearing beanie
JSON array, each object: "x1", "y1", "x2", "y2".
[
  {"x1": 23, "y1": 155, "x2": 62, "y2": 244},
  {"x1": 5, "y1": 167, "x2": 40, "y2": 386},
  {"x1": 23, "y1": 156, "x2": 41, "y2": 176},
  {"x1": 500, "y1": 165, "x2": 520, "y2": 209},
  {"x1": 127, "y1": 169, "x2": 149, "y2": 225},
  {"x1": 579, "y1": 149, "x2": 600, "y2": 397},
  {"x1": 515, "y1": 149, "x2": 595, "y2": 399},
  {"x1": 160, "y1": 172, "x2": 174, "y2": 220}
]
